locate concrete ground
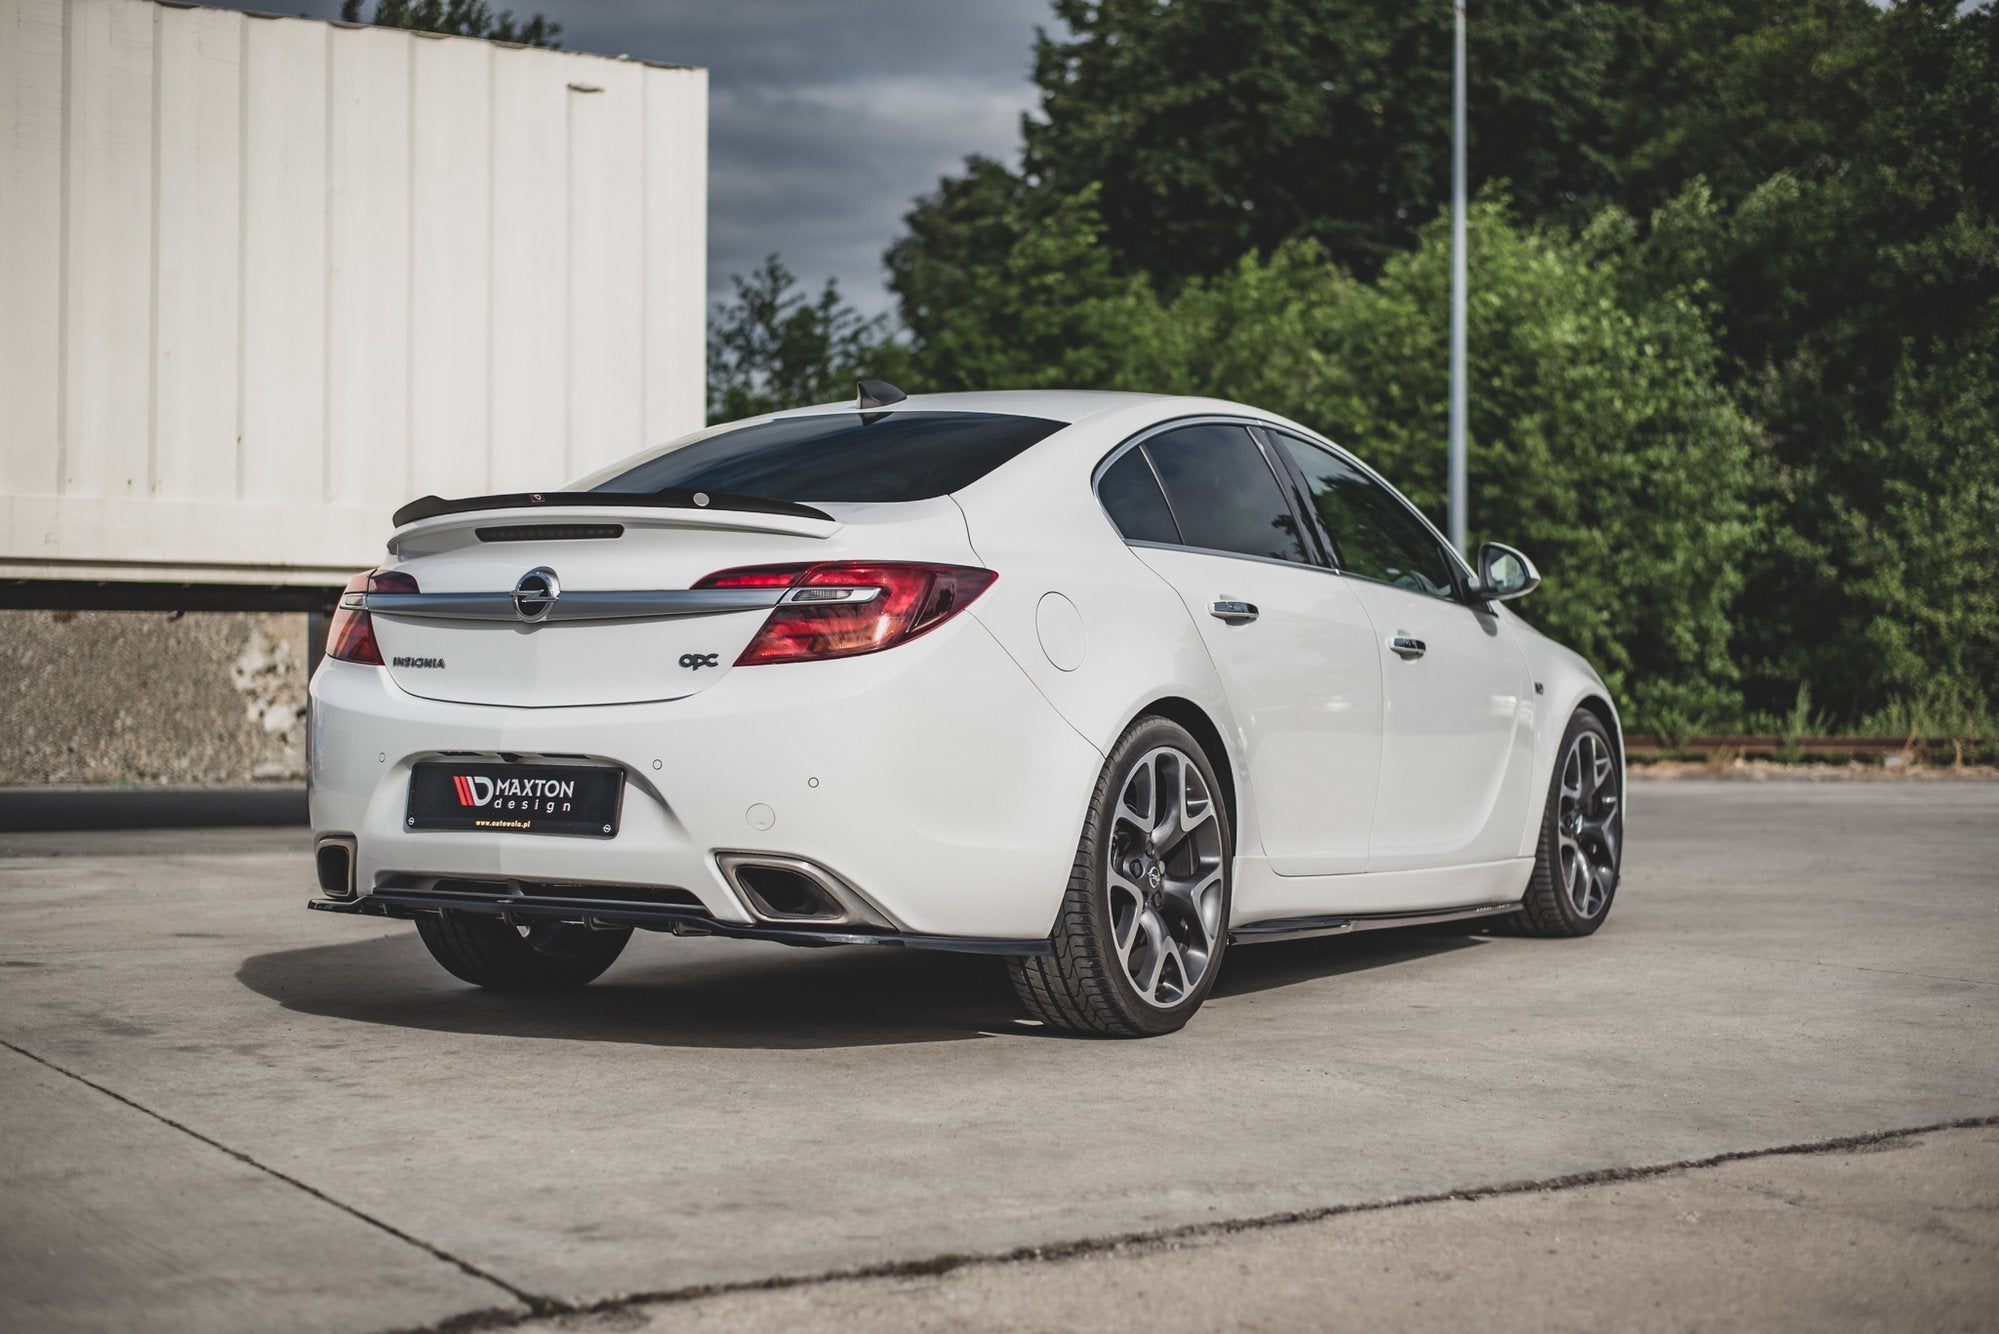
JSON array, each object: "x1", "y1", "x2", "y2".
[
  {"x1": 531, "y1": 1125, "x2": 1999, "y2": 1334},
  {"x1": 0, "y1": 780, "x2": 1993, "y2": 1333}
]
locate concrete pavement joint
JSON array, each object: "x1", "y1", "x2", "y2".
[
  {"x1": 0, "y1": 1036, "x2": 557, "y2": 1321},
  {"x1": 379, "y1": 1113, "x2": 1999, "y2": 1334}
]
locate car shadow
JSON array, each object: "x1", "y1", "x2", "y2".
[
  {"x1": 1212, "y1": 923, "x2": 1488, "y2": 999},
  {"x1": 236, "y1": 922, "x2": 1489, "y2": 1051}
]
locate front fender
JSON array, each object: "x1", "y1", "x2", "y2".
[{"x1": 1505, "y1": 609, "x2": 1625, "y2": 858}]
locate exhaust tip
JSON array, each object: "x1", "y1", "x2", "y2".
[
  {"x1": 734, "y1": 864, "x2": 840, "y2": 919},
  {"x1": 315, "y1": 836, "x2": 357, "y2": 900},
  {"x1": 717, "y1": 854, "x2": 893, "y2": 929}
]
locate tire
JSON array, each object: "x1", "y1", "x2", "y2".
[
  {"x1": 414, "y1": 912, "x2": 632, "y2": 990},
  {"x1": 1498, "y1": 708, "x2": 1623, "y2": 938},
  {"x1": 1008, "y1": 716, "x2": 1233, "y2": 1037}
]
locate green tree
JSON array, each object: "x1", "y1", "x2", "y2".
[
  {"x1": 1606, "y1": 0, "x2": 1882, "y2": 210},
  {"x1": 890, "y1": 0, "x2": 1998, "y2": 728},
  {"x1": 338, "y1": 0, "x2": 562, "y2": 48},
  {"x1": 891, "y1": 0, "x2": 1638, "y2": 338},
  {"x1": 902, "y1": 192, "x2": 1759, "y2": 732},
  {"x1": 707, "y1": 256, "x2": 892, "y2": 424},
  {"x1": 896, "y1": 187, "x2": 1160, "y2": 392},
  {"x1": 1786, "y1": 318, "x2": 1999, "y2": 731},
  {"x1": 885, "y1": 156, "x2": 1047, "y2": 355},
  {"x1": 1300, "y1": 202, "x2": 1760, "y2": 734},
  {"x1": 1031, "y1": 0, "x2": 1632, "y2": 280},
  {"x1": 1613, "y1": 2, "x2": 1999, "y2": 721}
]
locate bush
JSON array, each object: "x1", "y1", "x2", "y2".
[{"x1": 903, "y1": 193, "x2": 1759, "y2": 733}]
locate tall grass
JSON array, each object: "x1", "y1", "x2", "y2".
[
  {"x1": 1854, "y1": 686, "x2": 1998, "y2": 739},
  {"x1": 1725, "y1": 683, "x2": 1992, "y2": 739}
]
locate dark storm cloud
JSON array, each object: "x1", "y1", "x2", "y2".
[
  {"x1": 553, "y1": 1, "x2": 1055, "y2": 317},
  {"x1": 705, "y1": 73, "x2": 1037, "y2": 314},
  {"x1": 218, "y1": 1, "x2": 1056, "y2": 318}
]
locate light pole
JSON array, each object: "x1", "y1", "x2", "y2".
[{"x1": 1447, "y1": 0, "x2": 1469, "y2": 556}]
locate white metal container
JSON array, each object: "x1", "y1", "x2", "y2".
[{"x1": 0, "y1": 0, "x2": 708, "y2": 590}]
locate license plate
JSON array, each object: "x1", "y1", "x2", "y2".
[{"x1": 406, "y1": 762, "x2": 624, "y2": 837}]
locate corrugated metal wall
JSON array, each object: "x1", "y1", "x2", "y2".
[{"x1": 0, "y1": 0, "x2": 708, "y2": 587}]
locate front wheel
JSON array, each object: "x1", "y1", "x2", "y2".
[
  {"x1": 1008, "y1": 717, "x2": 1233, "y2": 1037},
  {"x1": 1499, "y1": 709, "x2": 1623, "y2": 937},
  {"x1": 414, "y1": 912, "x2": 632, "y2": 990}
]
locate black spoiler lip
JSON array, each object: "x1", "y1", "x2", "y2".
[{"x1": 390, "y1": 489, "x2": 835, "y2": 530}]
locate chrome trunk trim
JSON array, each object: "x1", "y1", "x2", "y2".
[{"x1": 361, "y1": 587, "x2": 786, "y2": 622}]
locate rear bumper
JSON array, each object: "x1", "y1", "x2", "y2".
[{"x1": 307, "y1": 616, "x2": 1101, "y2": 941}]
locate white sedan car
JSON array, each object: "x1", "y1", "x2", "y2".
[{"x1": 309, "y1": 385, "x2": 1624, "y2": 1036}]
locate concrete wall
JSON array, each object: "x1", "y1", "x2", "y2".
[
  {"x1": 0, "y1": 610, "x2": 309, "y2": 784},
  {"x1": 1, "y1": 0, "x2": 709, "y2": 589}
]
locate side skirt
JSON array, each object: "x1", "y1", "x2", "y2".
[
  {"x1": 1229, "y1": 899, "x2": 1521, "y2": 946},
  {"x1": 1231, "y1": 853, "x2": 1536, "y2": 925}
]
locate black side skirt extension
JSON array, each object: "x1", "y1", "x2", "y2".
[{"x1": 1228, "y1": 900, "x2": 1524, "y2": 945}]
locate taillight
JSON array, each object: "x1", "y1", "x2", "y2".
[
  {"x1": 695, "y1": 562, "x2": 996, "y2": 665},
  {"x1": 697, "y1": 564, "x2": 810, "y2": 590},
  {"x1": 325, "y1": 569, "x2": 419, "y2": 666}
]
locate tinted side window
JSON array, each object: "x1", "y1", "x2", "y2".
[
  {"x1": 1096, "y1": 448, "x2": 1182, "y2": 544},
  {"x1": 1143, "y1": 425, "x2": 1311, "y2": 564},
  {"x1": 1277, "y1": 436, "x2": 1458, "y2": 598}
]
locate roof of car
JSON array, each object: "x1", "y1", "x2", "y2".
[{"x1": 774, "y1": 389, "x2": 1188, "y2": 428}]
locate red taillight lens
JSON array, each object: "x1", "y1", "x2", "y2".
[
  {"x1": 325, "y1": 569, "x2": 419, "y2": 666},
  {"x1": 695, "y1": 562, "x2": 997, "y2": 665},
  {"x1": 696, "y1": 564, "x2": 813, "y2": 590}
]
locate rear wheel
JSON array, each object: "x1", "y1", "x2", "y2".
[
  {"x1": 414, "y1": 913, "x2": 631, "y2": 990},
  {"x1": 1499, "y1": 709, "x2": 1623, "y2": 937},
  {"x1": 1009, "y1": 717, "x2": 1232, "y2": 1037}
]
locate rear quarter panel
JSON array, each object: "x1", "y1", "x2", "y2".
[{"x1": 950, "y1": 404, "x2": 1266, "y2": 855}]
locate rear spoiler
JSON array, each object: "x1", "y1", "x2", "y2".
[{"x1": 391, "y1": 489, "x2": 833, "y2": 529}]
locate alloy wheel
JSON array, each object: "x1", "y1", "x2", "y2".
[
  {"x1": 1556, "y1": 729, "x2": 1621, "y2": 918},
  {"x1": 1105, "y1": 746, "x2": 1226, "y2": 1008}
]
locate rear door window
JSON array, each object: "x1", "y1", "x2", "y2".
[
  {"x1": 1142, "y1": 424, "x2": 1312, "y2": 564},
  {"x1": 586, "y1": 412, "x2": 1064, "y2": 504}
]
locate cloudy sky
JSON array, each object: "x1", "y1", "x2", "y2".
[{"x1": 217, "y1": 1, "x2": 1058, "y2": 319}]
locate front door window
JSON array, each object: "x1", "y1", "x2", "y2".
[{"x1": 1273, "y1": 436, "x2": 1457, "y2": 597}]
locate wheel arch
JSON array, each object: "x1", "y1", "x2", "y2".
[
  {"x1": 1508, "y1": 620, "x2": 1627, "y2": 860},
  {"x1": 1574, "y1": 692, "x2": 1624, "y2": 777},
  {"x1": 1520, "y1": 687, "x2": 1626, "y2": 858},
  {"x1": 1133, "y1": 695, "x2": 1239, "y2": 841}
]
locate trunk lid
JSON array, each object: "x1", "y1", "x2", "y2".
[{"x1": 368, "y1": 498, "x2": 972, "y2": 707}]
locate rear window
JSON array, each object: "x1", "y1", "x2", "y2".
[{"x1": 586, "y1": 412, "x2": 1064, "y2": 504}]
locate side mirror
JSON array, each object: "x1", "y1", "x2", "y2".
[{"x1": 1473, "y1": 542, "x2": 1540, "y2": 602}]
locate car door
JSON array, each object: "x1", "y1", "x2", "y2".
[
  {"x1": 1266, "y1": 430, "x2": 1538, "y2": 872},
  {"x1": 1097, "y1": 421, "x2": 1382, "y2": 875}
]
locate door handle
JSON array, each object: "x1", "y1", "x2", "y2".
[
  {"x1": 1210, "y1": 599, "x2": 1259, "y2": 624},
  {"x1": 1389, "y1": 634, "x2": 1426, "y2": 658}
]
